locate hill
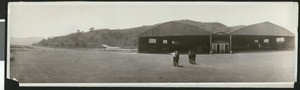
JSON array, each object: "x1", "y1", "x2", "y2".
[
  {"x1": 174, "y1": 19, "x2": 230, "y2": 34},
  {"x1": 11, "y1": 37, "x2": 44, "y2": 45},
  {"x1": 228, "y1": 25, "x2": 247, "y2": 32},
  {"x1": 174, "y1": 19, "x2": 247, "y2": 34},
  {"x1": 36, "y1": 24, "x2": 160, "y2": 49}
]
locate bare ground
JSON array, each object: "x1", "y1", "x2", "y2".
[{"x1": 10, "y1": 49, "x2": 296, "y2": 83}]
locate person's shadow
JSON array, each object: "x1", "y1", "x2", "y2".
[
  {"x1": 192, "y1": 63, "x2": 199, "y2": 65},
  {"x1": 177, "y1": 65, "x2": 184, "y2": 67}
]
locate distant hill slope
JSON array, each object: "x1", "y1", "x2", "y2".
[
  {"x1": 174, "y1": 20, "x2": 230, "y2": 34},
  {"x1": 35, "y1": 20, "x2": 288, "y2": 49},
  {"x1": 174, "y1": 19, "x2": 245, "y2": 34},
  {"x1": 228, "y1": 25, "x2": 247, "y2": 33},
  {"x1": 36, "y1": 24, "x2": 160, "y2": 49},
  {"x1": 11, "y1": 37, "x2": 44, "y2": 45}
]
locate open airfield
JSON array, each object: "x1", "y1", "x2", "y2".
[{"x1": 10, "y1": 48, "x2": 296, "y2": 83}]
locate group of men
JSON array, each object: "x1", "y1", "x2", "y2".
[{"x1": 172, "y1": 50, "x2": 196, "y2": 67}]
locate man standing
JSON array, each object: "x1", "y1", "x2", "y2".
[
  {"x1": 191, "y1": 50, "x2": 196, "y2": 64},
  {"x1": 188, "y1": 50, "x2": 192, "y2": 64},
  {"x1": 173, "y1": 51, "x2": 179, "y2": 67}
]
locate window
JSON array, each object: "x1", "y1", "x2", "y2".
[
  {"x1": 163, "y1": 40, "x2": 168, "y2": 44},
  {"x1": 264, "y1": 39, "x2": 269, "y2": 43},
  {"x1": 254, "y1": 40, "x2": 259, "y2": 43},
  {"x1": 276, "y1": 38, "x2": 285, "y2": 42},
  {"x1": 172, "y1": 41, "x2": 175, "y2": 44},
  {"x1": 149, "y1": 38, "x2": 156, "y2": 43}
]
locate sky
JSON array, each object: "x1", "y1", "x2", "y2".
[{"x1": 8, "y1": 2, "x2": 298, "y2": 38}]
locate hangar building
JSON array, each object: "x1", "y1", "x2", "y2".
[{"x1": 138, "y1": 21, "x2": 295, "y2": 53}]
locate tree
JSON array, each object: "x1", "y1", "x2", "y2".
[
  {"x1": 77, "y1": 29, "x2": 80, "y2": 33},
  {"x1": 39, "y1": 39, "x2": 46, "y2": 45},
  {"x1": 89, "y1": 27, "x2": 95, "y2": 32}
]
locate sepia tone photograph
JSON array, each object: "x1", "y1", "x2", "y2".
[{"x1": 7, "y1": 2, "x2": 298, "y2": 86}]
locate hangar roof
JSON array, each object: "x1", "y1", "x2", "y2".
[
  {"x1": 138, "y1": 21, "x2": 212, "y2": 37},
  {"x1": 230, "y1": 22, "x2": 295, "y2": 36},
  {"x1": 138, "y1": 20, "x2": 295, "y2": 37}
]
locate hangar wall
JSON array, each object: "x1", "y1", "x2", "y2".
[{"x1": 138, "y1": 21, "x2": 295, "y2": 53}]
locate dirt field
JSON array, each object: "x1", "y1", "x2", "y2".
[{"x1": 10, "y1": 49, "x2": 296, "y2": 83}]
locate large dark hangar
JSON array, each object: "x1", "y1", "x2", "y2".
[{"x1": 138, "y1": 20, "x2": 295, "y2": 53}]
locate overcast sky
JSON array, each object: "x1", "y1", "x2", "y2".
[{"x1": 8, "y1": 2, "x2": 298, "y2": 38}]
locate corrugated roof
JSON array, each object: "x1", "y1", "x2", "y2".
[
  {"x1": 138, "y1": 21, "x2": 212, "y2": 37},
  {"x1": 231, "y1": 22, "x2": 295, "y2": 36}
]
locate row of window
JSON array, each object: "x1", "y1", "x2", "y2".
[
  {"x1": 148, "y1": 37, "x2": 285, "y2": 44},
  {"x1": 149, "y1": 38, "x2": 175, "y2": 44},
  {"x1": 254, "y1": 38, "x2": 284, "y2": 43}
]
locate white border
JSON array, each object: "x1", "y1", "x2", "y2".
[
  {"x1": 8, "y1": 1, "x2": 295, "y2": 6},
  {"x1": 7, "y1": 5, "x2": 10, "y2": 79},
  {"x1": 294, "y1": 3, "x2": 299, "y2": 82},
  {"x1": 19, "y1": 82, "x2": 294, "y2": 88},
  {"x1": 6, "y1": 2, "x2": 298, "y2": 88}
]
